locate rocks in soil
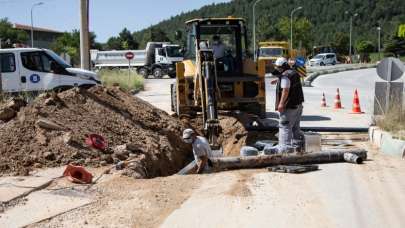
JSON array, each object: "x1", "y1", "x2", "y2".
[
  {"x1": 36, "y1": 118, "x2": 65, "y2": 131},
  {"x1": 0, "y1": 107, "x2": 16, "y2": 122},
  {"x1": 0, "y1": 97, "x2": 27, "y2": 122},
  {"x1": 43, "y1": 152, "x2": 56, "y2": 161}
]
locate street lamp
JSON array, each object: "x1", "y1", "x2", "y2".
[
  {"x1": 30, "y1": 2, "x2": 44, "y2": 48},
  {"x1": 345, "y1": 11, "x2": 358, "y2": 61},
  {"x1": 252, "y1": 0, "x2": 264, "y2": 61},
  {"x1": 377, "y1": 26, "x2": 381, "y2": 60},
  {"x1": 290, "y1": 6, "x2": 302, "y2": 50}
]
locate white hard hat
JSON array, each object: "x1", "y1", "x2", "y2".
[
  {"x1": 274, "y1": 57, "x2": 288, "y2": 67},
  {"x1": 182, "y1": 129, "x2": 195, "y2": 139}
]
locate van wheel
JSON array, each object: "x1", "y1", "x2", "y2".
[
  {"x1": 320, "y1": 62, "x2": 325, "y2": 66},
  {"x1": 153, "y1": 68, "x2": 163, "y2": 79},
  {"x1": 332, "y1": 61, "x2": 336, "y2": 65},
  {"x1": 138, "y1": 68, "x2": 148, "y2": 78}
]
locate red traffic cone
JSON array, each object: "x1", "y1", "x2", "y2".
[
  {"x1": 334, "y1": 89, "x2": 343, "y2": 109},
  {"x1": 351, "y1": 89, "x2": 364, "y2": 114},
  {"x1": 321, "y1": 93, "x2": 327, "y2": 107}
]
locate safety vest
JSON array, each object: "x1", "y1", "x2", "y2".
[{"x1": 275, "y1": 69, "x2": 304, "y2": 110}]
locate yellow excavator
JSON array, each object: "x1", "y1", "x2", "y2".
[{"x1": 171, "y1": 17, "x2": 267, "y2": 148}]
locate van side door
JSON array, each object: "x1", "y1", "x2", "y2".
[
  {"x1": 0, "y1": 52, "x2": 21, "y2": 92},
  {"x1": 20, "y1": 51, "x2": 60, "y2": 91}
]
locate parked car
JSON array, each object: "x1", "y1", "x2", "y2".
[
  {"x1": 0, "y1": 48, "x2": 100, "y2": 93},
  {"x1": 309, "y1": 53, "x2": 337, "y2": 66}
]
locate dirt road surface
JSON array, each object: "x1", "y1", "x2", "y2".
[{"x1": 30, "y1": 143, "x2": 405, "y2": 228}]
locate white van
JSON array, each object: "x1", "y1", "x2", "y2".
[
  {"x1": 309, "y1": 53, "x2": 337, "y2": 66},
  {"x1": 0, "y1": 48, "x2": 100, "y2": 93}
]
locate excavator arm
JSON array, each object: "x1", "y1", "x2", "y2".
[{"x1": 198, "y1": 49, "x2": 221, "y2": 149}]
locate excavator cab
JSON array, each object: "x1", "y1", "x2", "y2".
[{"x1": 171, "y1": 18, "x2": 267, "y2": 148}]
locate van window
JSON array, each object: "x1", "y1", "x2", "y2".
[
  {"x1": 327, "y1": 54, "x2": 335, "y2": 58},
  {"x1": 0, "y1": 53, "x2": 16, "y2": 73},
  {"x1": 21, "y1": 51, "x2": 56, "y2": 73}
]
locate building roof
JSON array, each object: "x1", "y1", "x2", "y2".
[{"x1": 13, "y1": 23, "x2": 63, "y2": 34}]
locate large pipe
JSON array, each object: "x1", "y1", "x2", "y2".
[
  {"x1": 209, "y1": 149, "x2": 367, "y2": 171},
  {"x1": 246, "y1": 126, "x2": 369, "y2": 133}
]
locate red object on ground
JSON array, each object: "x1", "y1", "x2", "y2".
[
  {"x1": 321, "y1": 93, "x2": 327, "y2": 107},
  {"x1": 334, "y1": 88, "x2": 343, "y2": 109},
  {"x1": 63, "y1": 164, "x2": 93, "y2": 184},
  {"x1": 85, "y1": 134, "x2": 107, "y2": 150},
  {"x1": 351, "y1": 89, "x2": 364, "y2": 114}
]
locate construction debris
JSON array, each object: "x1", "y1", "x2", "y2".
[
  {"x1": 0, "y1": 86, "x2": 191, "y2": 178},
  {"x1": 63, "y1": 164, "x2": 93, "y2": 184}
]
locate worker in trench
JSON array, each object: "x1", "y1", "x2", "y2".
[
  {"x1": 182, "y1": 129, "x2": 213, "y2": 174},
  {"x1": 269, "y1": 57, "x2": 305, "y2": 153}
]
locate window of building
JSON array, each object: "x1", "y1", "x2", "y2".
[{"x1": 0, "y1": 53, "x2": 16, "y2": 73}]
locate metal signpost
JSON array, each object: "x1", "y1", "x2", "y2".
[
  {"x1": 375, "y1": 57, "x2": 404, "y2": 114},
  {"x1": 125, "y1": 51, "x2": 135, "y2": 85}
]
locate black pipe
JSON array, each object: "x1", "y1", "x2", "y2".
[{"x1": 246, "y1": 126, "x2": 369, "y2": 133}]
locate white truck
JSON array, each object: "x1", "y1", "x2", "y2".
[
  {"x1": 0, "y1": 48, "x2": 100, "y2": 93},
  {"x1": 91, "y1": 42, "x2": 183, "y2": 78}
]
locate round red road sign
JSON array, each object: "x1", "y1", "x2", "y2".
[{"x1": 125, "y1": 52, "x2": 134, "y2": 60}]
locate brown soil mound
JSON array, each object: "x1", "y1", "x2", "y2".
[
  {"x1": 181, "y1": 114, "x2": 276, "y2": 156},
  {"x1": 0, "y1": 86, "x2": 191, "y2": 178}
]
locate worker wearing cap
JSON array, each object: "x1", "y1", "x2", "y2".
[
  {"x1": 271, "y1": 57, "x2": 305, "y2": 153},
  {"x1": 182, "y1": 129, "x2": 212, "y2": 174}
]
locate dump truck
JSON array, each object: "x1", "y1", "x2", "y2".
[
  {"x1": 170, "y1": 17, "x2": 267, "y2": 148},
  {"x1": 91, "y1": 42, "x2": 183, "y2": 78},
  {"x1": 257, "y1": 41, "x2": 289, "y2": 62}
]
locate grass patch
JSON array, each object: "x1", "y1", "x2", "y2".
[
  {"x1": 376, "y1": 106, "x2": 405, "y2": 140},
  {"x1": 99, "y1": 69, "x2": 144, "y2": 91}
]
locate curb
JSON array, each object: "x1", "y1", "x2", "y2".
[
  {"x1": 304, "y1": 64, "x2": 377, "y2": 86},
  {"x1": 369, "y1": 126, "x2": 405, "y2": 158}
]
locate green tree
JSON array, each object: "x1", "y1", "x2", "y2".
[
  {"x1": 398, "y1": 24, "x2": 405, "y2": 38},
  {"x1": 384, "y1": 35, "x2": 405, "y2": 57},
  {"x1": 332, "y1": 32, "x2": 350, "y2": 55},
  {"x1": 0, "y1": 18, "x2": 29, "y2": 47},
  {"x1": 276, "y1": 17, "x2": 313, "y2": 50},
  {"x1": 106, "y1": 36, "x2": 123, "y2": 50},
  {"x1": 356, "y1": 40, "x2": 374, "y2": 62},
  {"x1": 118, "y1": 28, "x2": 138, "y2": 49},
  {"x1": 51, "y1": 30, "x2": 100, "y2": 66}
]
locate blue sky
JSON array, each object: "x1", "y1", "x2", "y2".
[{"x1": 0, "y1": 0, "x2": 230, "y2": 42}]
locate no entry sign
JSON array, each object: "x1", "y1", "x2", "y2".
[{"x1": 125, "y1": 52, "x2": 134, "y2": 60}]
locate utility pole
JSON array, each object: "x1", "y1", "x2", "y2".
[
  {"x1": 345, "y1": 11, "x2": 358, "y2": 62},
  {"x1": 30, "y1": 2, "x2": 44, "y2": 48},
  {"x1": 290, "y1": 6, "x2": 303, "y2": 50},
  {"x1": 377, "y1": 26, "x2": 381, "y2": 60},
  {"x1": 252, "y1": 0, "x2": 264, "y2": 61},
  {"x1": 80, "y1": 0, "x2": 90, "y2": 70}
]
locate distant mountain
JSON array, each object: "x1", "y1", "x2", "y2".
[{"x1": 133, "y1": 0, "x2": 405, "y2": 50}]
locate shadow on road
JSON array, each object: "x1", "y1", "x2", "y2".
[{"x1": 301, "y1": 115, "x2": 332, "y2": 121}]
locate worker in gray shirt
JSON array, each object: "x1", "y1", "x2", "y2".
[
  {"x1": 270, "y1": 57, "x2": 305, "y2": 153},
  {"x1": 182, "y1": 129, "x2": 212, "y2": 174}
]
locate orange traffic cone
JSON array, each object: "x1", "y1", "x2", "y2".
[
  {"x1": 321, "y1": 93, "x2": 327, "y2": 107},
  {"x1": 351, "y1": 89, "x2": 364, "y2": 114},
  {"x1": 63, "y1": 164, "x2": 93, "y2": 184},
  {"x1": 334, "y1": 89, "x2": 343, "y2": 109}
]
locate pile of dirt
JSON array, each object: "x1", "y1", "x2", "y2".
[
  {"x1": 181, "y1": 114, "x2": 276, "y2": 156},
  {"x1": 0, "y1": 86, "x2": 191, "y2": 178}
]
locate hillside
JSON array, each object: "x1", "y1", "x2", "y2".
[{"x1": 133, "y1": 0, "x2": 405, "y2": 50}]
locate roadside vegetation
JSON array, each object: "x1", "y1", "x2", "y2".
[
  {"x1": 376, "y1": 106, "x2": 405, "y2": 140},
  {"x1": 99, "y1": 69, "x2": 144, "y2": 92}
]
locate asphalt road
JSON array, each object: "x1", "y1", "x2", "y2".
[{"x1": 137, "y1": 68, "x2": 403, "y2": 128}]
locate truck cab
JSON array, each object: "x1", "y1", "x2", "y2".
[
  {"x1": 153, "y1": 44, "x2": 183, "y2": 78},
  {"x1": 0, "y1": 48, "x2": 100, "y2": 93}
]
